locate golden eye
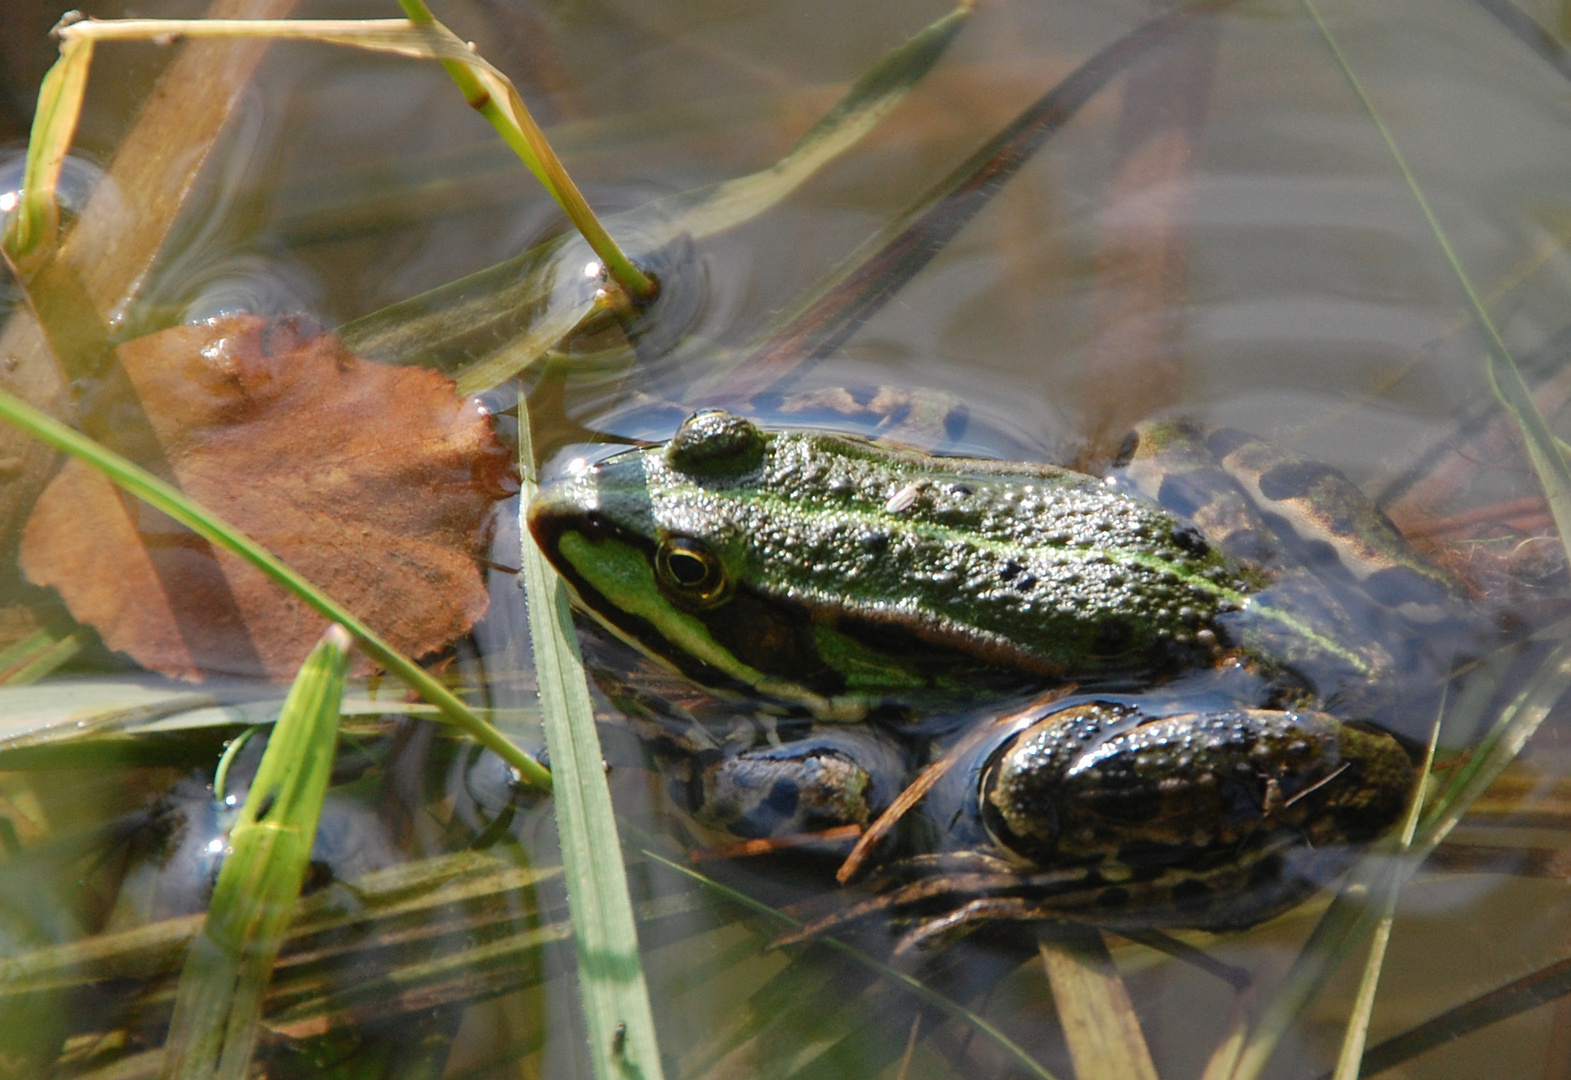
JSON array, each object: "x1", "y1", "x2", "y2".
[{"x1": 656, "y1": 537, "x2": 728, "y2": 605}]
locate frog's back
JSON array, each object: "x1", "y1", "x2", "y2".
[{"x1": 531, "y1": 411, "x2": 1265, "y2": 715}]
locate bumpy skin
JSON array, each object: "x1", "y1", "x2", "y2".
[
  {"x1": 958, "y1": 699, "x2": 1415, "y2": 930},
  {"x1": 531, "y1": 411, "x2": 1254, "y2": 718},
  {"x1": 530, "y1": 411, "x2": 1462, "y2": 935}
]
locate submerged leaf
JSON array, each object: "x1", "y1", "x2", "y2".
[{"x1": 19, "y1": 314, "x2": 513, "y2": 680}]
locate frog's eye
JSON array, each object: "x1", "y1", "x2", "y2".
[{"x1": 656, "y1": 537, "x2": 729, "y2": 605}]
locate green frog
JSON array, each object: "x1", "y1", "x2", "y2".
[{"x1": 528, "y1": 410, "x2": 1467, "y2": 936}]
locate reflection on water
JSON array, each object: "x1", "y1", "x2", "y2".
[{"x1": 3, "y1": 0, "x2": 1571, "y2": 1075}]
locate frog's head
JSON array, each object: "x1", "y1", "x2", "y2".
[{"x1": 529, "y1": 410, "x2": 870, "y2": 716}]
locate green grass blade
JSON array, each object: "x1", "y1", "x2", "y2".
[
  {"x1": 0, "y1": 384, "x2": 549, "y2": 789},
  {"x1": 160, "y1": 624, "x2": 350, "y2": 1080},
  {"x1": 0, "y1": 623, "x2": 84, "y2": 686},
  {"x1": 1, "y1": 37, "x2": 93, "y2": 269},
  {"x1": 516, "y1": 411, "x2": 665, "y2": 1080},
  {"x1": 1415, "y1": 637, "x2": 1571, "y2": 851},
  {"x1": 43, "y1": 13, "x2": 652, "y2": 299},
  {"x1": 392, "y1": 0, "x2": 655, "y2": 301},
  {"x1": 337, "y1": 2, "x2": 973, "y2": 390}
]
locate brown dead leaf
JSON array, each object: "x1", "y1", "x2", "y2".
[{"x1": 20, "y1": 313, "x2": 515, "y2": 681}]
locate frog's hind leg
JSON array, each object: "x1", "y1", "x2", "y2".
[
  {"x1": 1113, "y1": 418, "x2": 1281, "y2": 565},
  {"x1": 1204, "y1": 428, "x2": 1464, "y2": 621},
  {"x1": 892, "y1": 896, "x2": 1066, "y2": 955},
  {"x1": 771, "y1": 867, "x2": 1028, "y2": 948}
]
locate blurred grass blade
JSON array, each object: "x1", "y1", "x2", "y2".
[
  {"x1": 1301, "y1": 0, "x2": 1571, "y2": 569},
  {"x1": 1038, "y1": 930, "x2": 1159, "y2": 1080},
  {"x1": 1330, "y1": 706, "x2": 1445, "y2": 1080},
  {"x1": 454, "y1": 288, "x2": 610, "y2": 397},
  {"x1": 2, "y1": 38, "x2": 93, "y2": 270},
  {"x1": 0, "y1": 384, "x2": 549, "y2": 789},
  {"x1": 338, "y1": 230, "x2": 580, "y2": 373},
  {"x1": 0, "y1": 622, "x2": 83, "y2": 686},
  {"x1": 0, "y1": 851, "x2": 562, "y2": 998},
  {"x1": 1223, "y1": 10, "x2": 1571, "y2": 1077},
  {"x1": 338, "y1": 2, "x2": 975, "y2": 389},
  {"x1": 1415, "y1": 637, "x2": 1571, "y2": 848},
  {"x1": 516, "y1": 412, "x2": 664, "y2": 1080},
  {"x1": 707, "y1": 0, "x2": 1234, "y2": 400},
  {"x1": 1469, "y1": 0, "x2": 1571, "y2": 82},
  {"x1": 644, "y1": 3, "x2": 974, "y2": 239},
  {"x1": 160, "y1": 624, "x2": 350, "y2": 1080}
]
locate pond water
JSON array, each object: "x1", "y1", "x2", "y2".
[{"x1": 3, "y1": 0, "x2": 1571, "y2": 1077}]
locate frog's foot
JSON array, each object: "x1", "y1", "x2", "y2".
[
  {"x1": 772, "y1": 830, "x2": 1362, "y2": 953},
  {"x1": 771, "y1": 854, "x2": 1090, "y2": 948}
]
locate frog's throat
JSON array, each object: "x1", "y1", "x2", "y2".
[{"x1": 550, "y1": 531, "x2": 869, "y2": 722}]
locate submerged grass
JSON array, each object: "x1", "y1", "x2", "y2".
[
  {"x1": 0, "y1": 9, "x2": 985, "y2": 1076},
  {"x1": 337, "y1": 0, "x2": 976, "y2": 392},
  {"x1": 1209, "y1": 8, "x2": 1571, "y2": 1079},
  {"x1": 1036, "y1": 930, "x2": 1158, "y2": 1080},
  {"x1": 641, "y1": 849, "x2": 1060, "y2": 1080},
  {"x1": 160, "y1": 625, "x2": 349, "y2": 1080}
]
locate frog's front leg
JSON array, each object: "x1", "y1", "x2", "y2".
[{"x1": 622, "y1": 702, "x2": 913, "y2": 846}]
